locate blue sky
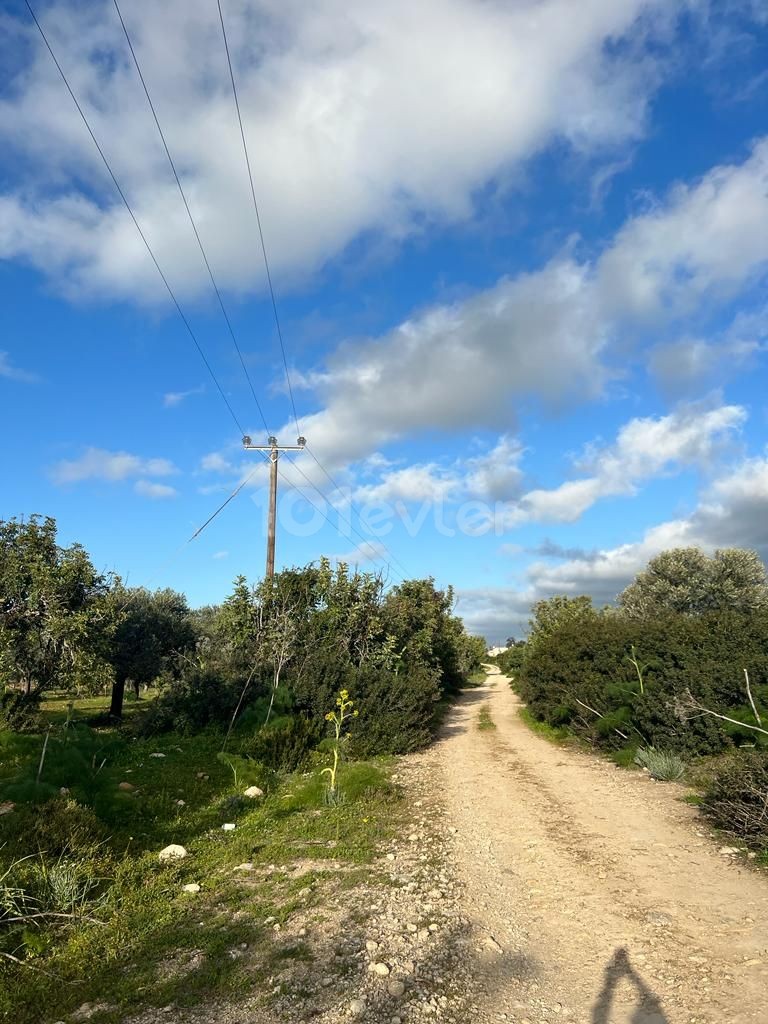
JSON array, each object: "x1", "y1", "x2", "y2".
[{"x1": 2, "y1": 0, "x2": 768, "y2": 642}]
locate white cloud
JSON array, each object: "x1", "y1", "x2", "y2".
[
  {"x1": 163, "y1": 386, "x2": 203, "y2": 407},
  {"x1": 333, "y1": 540, "x2": 389, "y2": 566},
  {"x1": 134, "y1": 479, "x2": 178, "y2": 499},
  {"x1": 200, "y1": 452, "x2": 236, "y2": 474},
  {"x1": 0, "y1": 351, "x2": 37, "y2": 383},
  {"x1": 288, "y1": 140, "x2": 768, "y2": 477},
  {"x1": 494, "y1": 402, "x2": 745, "y2": 527},
  {"x1": 354, "y1": 464, "x2": 459, "y2": 505},
  {"x1": 51, "y1": 447, "x2": 177, "y2": 484},
  {"x1": 459, "y1": 453, "x2": 768, "y2": 641},
  {"x1": 212, "y1": 549, "x2": 229, "y2": 559},
  {"x1": 0, "y1": 0, "x2": 700, "y2": 302}
]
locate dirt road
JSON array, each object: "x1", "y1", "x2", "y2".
[{"x1": 424, "y1": 667, "x2": 768, "y2": 1023}]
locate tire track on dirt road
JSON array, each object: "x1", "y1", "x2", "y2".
[{"x1": 421, "y1": 667, "x2": 768, "y2": 1023}]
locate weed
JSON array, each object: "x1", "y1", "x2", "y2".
[
  {"x1": 477, "y1": 707, "x2": 496, "y2": 731},
  {"x1": 634, "y1": 747, "x2": 685, "y2": 781},
  {"x1": 517, "y1": 708, "x2": 571, "y2": 744}
]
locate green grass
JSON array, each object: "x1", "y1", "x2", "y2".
[
  {"x1": 477, "y1": 706, "x2": 496, "y2": 731},
  {"x1": 465, "y1": 670, "x2": 488, "y2": 689},
  {"x1": 40, "y1": 689, "x2": 161, "y2": 725},
  {"x1": 517, "y1": 707, "x2": 571, "y2": 744},
  {"x1": 0, "y1": 721, "x2": 400, "y2": 1024}
]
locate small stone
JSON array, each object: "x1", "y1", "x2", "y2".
[
  {"x1": 719, "y1": 846, "x2": 740, "y2": 856},
  {"x1": 59, "y1": 786, "x2": 70, "y2": 795},
  {"x1": 0, "y1": 802, "x2": 14, "y2": 815},
  {"x1": 222, "y1": 823, "x2": 236, "y2": 831},
  {"x1": 158, "y1": 844, "x2": 187, "y2": 862},
  {"x1": 371, "y1": 961, "x2": 391, "y2": 976},
  {"x1": 388, "y1": 980, "x2": 406, "y2": 997},
  {"x1": 150, "y1": 752, "x2": 166, "y2": 758},
  {"x1": 408, "y1": 834, "x2": 418, "y2": 842},
  {"x1": 485, "y1": 936, "x2": 503, "y2": 953},
  {"x1": 350, "y1": 998, "x2": 367, "y2": 1017},
  {"x1": 176, "y1": 799, "x2": 186, "y2": 806},
  {"x1": 244, "y1": 785, "x2": 265, "y2": 799},
  {"x1": 233, "y1": 862, "x2": 254, "y2": 871},
  {"x1": 196, "y1": 772, "x2": 206, "y2": 779},
  {"x1": 182, "y1": 883, "x2": 201, "y2": 893},
  {"x1": 406, "y1": 923, "x2": 418, "y2": 933},
  {"x1": 386, "y1": 853, "x2": 396, "y2": 861},
  {"x1": 366, "y1": 940, "x2": 379, "y2": 953},
  {"x1": 118, "y1": 782, "x2": 136, "y2": 791}
]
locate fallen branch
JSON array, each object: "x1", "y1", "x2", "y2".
[{"x1": 744, "y1": 668, "x2": 762, "y2": 727}]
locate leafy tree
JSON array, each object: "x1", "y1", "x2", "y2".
[
  {"x1": 618, "y1": 547, "x2": 768, "y2": 618},
  {"x1": 0, "y1": 516, "x2": 109, "y2": 701},
  {"x1": 527, "y1": 594, "x2": 596, "y2": 654},
  {"x1": 106, "y1": 585, "x2": 196, "y2": 718}
]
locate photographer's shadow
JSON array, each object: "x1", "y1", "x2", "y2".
[{"x1": 592, "y1": 947, "x2": 670, "y2": 1023}]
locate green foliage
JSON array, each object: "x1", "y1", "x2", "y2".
[
  {"x1": 634, "y1": 747, "x2": 685, "y2": 781},
  {"x1": 0, "y1": 516, "x2": 110, "y2": 702},
  {"x1": 348, "y1": 666, "x2": 441, "y2": 758},
  {"x1": 618, "y1": 547, "x2": 768, "y2": 618},
  {"x1": 518, "y1": 606, "x2": 768, "y2": 757},
  {"x1": 702, "y1": 751, "x2": 768, "y2": 849},
  {"x1": 238, "y1": 715, "x2": 321, "y2": 772}
]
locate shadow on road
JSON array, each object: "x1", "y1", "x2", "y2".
[{"x1": 592, "y1": 947, "x2": 670, "y2": 1023}]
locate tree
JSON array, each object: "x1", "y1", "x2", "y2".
[
  {"x1": 618, "y1": 548, "x2": 768, "y2": 618},
  {"x1": 0, "y1": 516, "x2": 110, "y2": 700},
  {"x1": 527, "y1": 594, "x2": 596, "y2": 654},
  {"x1": 107, "y1": 585, "x2": 196, "y2": 718}
]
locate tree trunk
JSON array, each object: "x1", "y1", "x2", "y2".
[
  {"x1": 132, "y1": 678, "x2": 141, "y2": 700},
  {"x1": 110, "y1": 674, "x2": 126, "y2": 718}
]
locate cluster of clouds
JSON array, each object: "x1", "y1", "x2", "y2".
[
  {"x1": 458, "y1": 452, "x2": 768, "y2": 642},
  {"x1": 0, "y1": 0, "x2": 698, "y2": 302},
  {"x1": 6, "y1": 0, "x2": 768, "y2": 637},
  {"x1": 51, "y1": 447, "x2": 179, "y2": 499}
]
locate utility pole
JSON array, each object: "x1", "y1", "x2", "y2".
[{"x1": 242, "y1": 434, "x2": 306, "y2": 577}]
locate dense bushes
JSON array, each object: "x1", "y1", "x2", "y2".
[
  {"x1": 518, "y1": 609, "x2": 768, "y2": 756},
  {"x1": 702, "y1": 751, "x2": 768, "y2": 849}
]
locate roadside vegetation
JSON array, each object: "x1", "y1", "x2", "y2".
[
  {"x1": 493, "y1": 547, "x2": 768, "y2": 855},
  {"x1": 0, "y1": 514, "x2": 485, "y2": 1022}
]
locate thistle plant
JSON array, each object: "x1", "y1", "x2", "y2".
[{"x1": 322, "y1": 689, "x2": 358, "y2": 799}]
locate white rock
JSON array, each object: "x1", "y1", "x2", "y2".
[
  {"x1": 388, "y1": 980, "x2": 406, "y2": 998},
  {"x1": 719, "y1": 846, "x2": 740, "y2": 855},
  {"x1": 244, "y1": 785, "x2": 265, "y2": 799},
  {"x1": 150, "y1": 752, "x2": 166, "y2": 758},
  {"x1": 222, "y1": 823, "x2": 236, "y2": 831},
  {"x1": 349, "y1": 999, "x2": 367, "y2": 1017},
  {"x1": 158, "y1": 844, "x2": 187, "y2": 862},
  {"x1": 366, "y1": 940, "x2": 379, "y2": 953},
  {"x1": 182, "y1": 883, "x2": 201, "y2": 893},
  {"x1": 372, "y1": 961, "x2": 391, "y2": 977},
  {"x1": 233, "y1": 862, "x2": 254, "y2": 871},
  {"x1": 176, "y1": 799, "x2": 186, "y2": 807}
]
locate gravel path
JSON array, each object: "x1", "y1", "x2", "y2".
[{"x1": 421, "y1": 666, "x2": 768, "y2": 1023}]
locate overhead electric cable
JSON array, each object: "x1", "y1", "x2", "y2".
[
  {"x1": 304, "y1": 443, "x2": 413, "y2": 579},
  {"x1": 216, "y1": 0, "x2": 301, "y2": 438},
  {"x1": 112, "y1": 0, "x2": 270, "y2": 437},
  {"x1": 23, "y1": 0, "x2": 246, "y2": 437}
]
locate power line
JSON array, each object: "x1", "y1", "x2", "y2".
[
  {"x1": 304, "y1": 443, "x2": 413, "y2": 579},
  {"x1": 216, "y1": 0, "x2": 301, "y2": 438},
  {"x1": 111, "y1": 0, "x2": 271, "y2": 438},
  {"x1": 280, "y1": 454, "x2": 406, "y2": 582},
  {"x1": 23, "y1": 0, "x2": 245, "y2": 438}
]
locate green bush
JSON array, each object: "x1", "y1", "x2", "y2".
[
  {"x1": 141, "y1": 667, "x2": 269, "y2": 734},
  {"x1": 518, "y1": 609, "x2": 768, "y2": 757},
  {"x1": 238, "y1": 714, "x2": 321, "y2": 772},
  {"x1": 702, "y1": 750, "x2": 768, "y2": 849},
  {"x1": 348, "y1": 666, "x2": 441, "y2": 758}
]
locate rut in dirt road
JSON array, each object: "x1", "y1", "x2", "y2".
[{"x1": 425, "y1": 667, "x2": 768, "y2": 1024}]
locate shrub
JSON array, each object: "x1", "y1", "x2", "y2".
[
  {"x1": 634, "y1": 747, "x2": 685, "y2": 781},
  {"x1": 238, "y1": 714, "x2": 321, "y2": 772},
  {"x1": 141, "y1": 667, "x2": 269, "y2": 734},
  {"x1": 702, "y1": 750, "x2": 768, "y2": 849},
  {"x1": 348, "y1": 666, "x2": 441, "y2": 758}
]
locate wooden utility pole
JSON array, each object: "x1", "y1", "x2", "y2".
[{"x1": 242, "y1": 434, "x2": 305, "y2": 577}]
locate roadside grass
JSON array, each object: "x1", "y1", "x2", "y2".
[
  {"x1": 465, "y1": 670, "x2": 488, "y2": 689},
  {"x1": 517, "y1": 707, "x2": 571, "y2": 744},
  {"x1": 477, "y1": 707, "x2": 496, "y2": 731},
  {"x1": 0, "y1": 722, "x2": 400, "y2": 1024}
]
